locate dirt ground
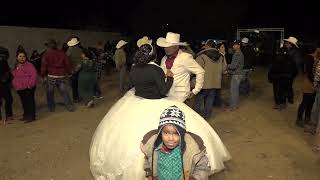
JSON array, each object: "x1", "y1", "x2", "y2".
[{"x1": 0, "y1": 67, "x2": 319, "y2": 180}]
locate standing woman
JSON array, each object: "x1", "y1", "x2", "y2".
[
  {"x1": 78, "y1": 49, "x2": 97, "y2": 108},
  {"x1": 296, "y1": 46, "x2": 318, "y2": 129},
  {"x1": 12, "y1": 51, "x2": 37, "y2": 123}
]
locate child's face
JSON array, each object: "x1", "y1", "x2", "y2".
[
  {"x1": 17, "y1": 53, "x2": 27, "y2": 64},
  {"x1": 161, "y1": 124, "x2": 180, "y2": 150}
]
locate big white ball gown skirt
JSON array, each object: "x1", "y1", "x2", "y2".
[{"x1": 89, "y1": 89, "x2": 231, "y2": 180}]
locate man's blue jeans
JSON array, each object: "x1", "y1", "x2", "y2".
[
  {"x1": 230, "y1": 74, "x2": 244, "y2": 108},
  {"x1": 46, "y1": 77, "x2": 73, "y2": 111},
  {"x1": 194, "y1": 89, "x2": 218, "y2": 119}
]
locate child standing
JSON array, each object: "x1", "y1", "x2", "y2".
[
  {"x1": 140, "y1": 105, "x2": 209, "y2": 180},
  {"x1": 12, "y1": 51, "x2": 37, "y2": 123}
]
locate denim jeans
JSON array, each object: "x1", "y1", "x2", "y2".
[
  {"x1": 194, "y1": 89, "x2": 218, "y2": 119},
  {"x1": 230, "y1": 74, "x2": 244, "y2": 108},
  {"x1": 213, "y1": 89, "x2": 222, "y2": 107},
  {"x1": 94, "y1": 80, "x2": 102, "y2": 97},
  {"x1": 46, "y1": 77, "x2": 73, "y2": 111}
]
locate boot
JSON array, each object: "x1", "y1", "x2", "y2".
[
  {"x1": 279, "y1": 104, "x2": 287, "y2": 110},
  {"x1": 273, "y1": 104, "x2": 281, "y2": 109},
  {"x1": 296, "y1": 118, "x2": 304, "y2": 128}
]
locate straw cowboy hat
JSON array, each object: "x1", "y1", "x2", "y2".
[
  {"x1": 284, "y1": 36, "x2": 298, "y2": 47},
  {"x1": 156, "y1": 32, "x2": 187, "y2": 47},
  {"x1": 67, "y1": 38, "x2": 80, "y2": 47},
  {"x1": 137, "y1": 36, "x2": 153, "y2": 47},
  {"x1": 116, "y1": 40, "x2": 128, "y2": 49},
  {"x1": 241, "y1": 37, "x2": 249, "y2": 44}
]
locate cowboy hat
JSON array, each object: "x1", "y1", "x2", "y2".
[
  {"x1": 137, "y1": 36, "x2": 152, "y2": 47},
  {"x1": 156, "y1": 32, "x2": 187, "y2": 48},
  {"x1": 241, "y1": 37, "x2": 249, "y2": 44},
  {"x1": 116, "y1": 40, "x2": 128, "y2": 49},
  {"x1": 284, "y1": 36, "x2": 298, "y2": 47},
  {"x1": 67, "y1": 38, "x2": 80, "y2": 47}
]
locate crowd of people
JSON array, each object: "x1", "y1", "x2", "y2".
[
  {"x1": 0, "y1": 36, "x2": 114, "y2": 123},
  {"x1": 1, "y1": 31, "x2": 320, "y2": 179}
]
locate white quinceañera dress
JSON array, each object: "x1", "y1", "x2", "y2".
[{"x1": 89, "y1": 89, "x2": 231, "y2": 180}]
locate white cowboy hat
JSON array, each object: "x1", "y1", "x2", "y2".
[
  {"x1": 284, "y1": 36, "x2": 298, "y2": 47},
  {"x1": 116, "y1": 40, "x2": 128, "y2": 49},
  {"x1": 137, "y1": 36, "x2": 152, "y2": 47},
  {"x1": 241, "y1": 37, "x2": 249, "y2": 44},
  {"x1": 156, "y1": 32, "x2": 187, "y2": 48},
  {"x1": 67, "y1": 38, "x2": 80, "y2": 47}
]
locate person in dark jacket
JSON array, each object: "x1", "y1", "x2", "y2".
[
  {"x1": 0, "y1": 46, "x2": 13, "y2": 122},
  {"x1": 129, "y1": 43, "x2": 173, "y2": 99},
  {"x1": 284, "y1": 36, "x2": 303, "y2": 104},
  {"x1": 78, "y1": 48, "x2": 97, "y2": 108},
  {"x1": 297, "y1": 45, "x2": 318, "y2": 129},
  {"x1": 241, "y1": 37, "x2": 255, "y2": 69},
  {"x1": 268, "y1": 48, "x2": 298, "y2": 110}
]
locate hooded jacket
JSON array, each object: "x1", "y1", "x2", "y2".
[
  {"x1": 140, "y1": 130, "x2": 209, "y2": 180},
  {"x1": 196, "y1": 48, "x2": 226, "y2": 89}
]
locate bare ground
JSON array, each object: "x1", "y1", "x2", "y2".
[{"x1": 0, "y1": 67, "x2": 319, "y2": 180}]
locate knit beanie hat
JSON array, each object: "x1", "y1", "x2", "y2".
[{"x1": 154, "y1": 105, "x2": 186, "y2": 152}]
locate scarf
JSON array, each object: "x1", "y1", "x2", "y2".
[
  {"x1": 165, "y1": 51, "x2": 179, "y2": 69},
  {"x1": 157, "y1": 143, "x2": 182, "y2": 180}
]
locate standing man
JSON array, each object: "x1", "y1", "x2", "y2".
[
  {"x1": 93, "y1": 42, "x2": 105, "y2": 98},
  {"x1": 241, "y1": 37, "x2": 255, "y2": 96},
  {"x1": 113, "y1": 40, "x2": 128, "y2": 93},
  {"x1": 194, "y1": 40, "x2": 225, "y2": 119},
  {"x1": 227, "y1": 40, "x2": 244, "y2": 110},
  {"x1": 284, "y1": 36, "x2": 302, "y2": 104},
  {"x1": 41, "y1": 39, "x2": 74, "y2": 112},
  {"x1": 67, "y1": 37, "x2": 83, "y2": 103},
  {"x1": 157, "y1": 32, "x2": 204, "y2": 102}
]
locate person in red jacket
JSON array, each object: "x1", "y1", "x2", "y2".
[
  {"x1": 12, "y1": 50, "x2": 37, "y2": 122},
  {"x1": 41, "y1": 39, "x2": 74, "y2": 112}
]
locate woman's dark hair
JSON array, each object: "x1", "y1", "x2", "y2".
[
  {"x1": 15, "y1": 50, "x2": 28, "y2": 67},
  {"x1": 216, "y1": 42, "x2": 226, "y2": 50},
  {"x1": 16, "y1": 45, "x2": 26, "y2": 57},
  {"x1": 81, "y1": 48, "x2": 94, "y2": 59},
  {"x1": 133, "y1": 44, "x2": 156, "y2": 65},
  {"x1": 16, "y1": 49, "x2": 27, "y2": 57}
]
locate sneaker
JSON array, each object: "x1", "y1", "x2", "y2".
[
  {"x1": 229, "y1": 106, "x2": 238, "y2": 111},
  {"x1": 6, "y1": 116, "x2": 14, "y2": 121},
  {"x1": 66, "y1": 105, "x2": 75, "y2": 112},
  {"x1": 73, "y1": 99, "x2": 81, "y2": 103},
  {"x1": 24, "y1": 119, "x2": 35, "y2": 124},
  {"x1": 279, "y1": 104, "x2": 287, "y2": 110},
  {"x1": 94, "y1": 95, "x2": 104, "y2": 99},
  {"x1": 296, "y1": 121, "x2": 304, "y2": 128},
  {"x1": 288, "y1": 99, "x2": 294, "y2": 104},
  {"x1": 304, "y1": 124, "x2": 317, "y2": 135},
  {"x1": 273, "y1": 104, "x2": 281, "y2": 109},
  {"x1": 86, "y1": 100, "x2": 94, "y2": 108}
]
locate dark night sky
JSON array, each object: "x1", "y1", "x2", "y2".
[{"x1": 0, "y1": 0, "x2": 318, "y2": 40}]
